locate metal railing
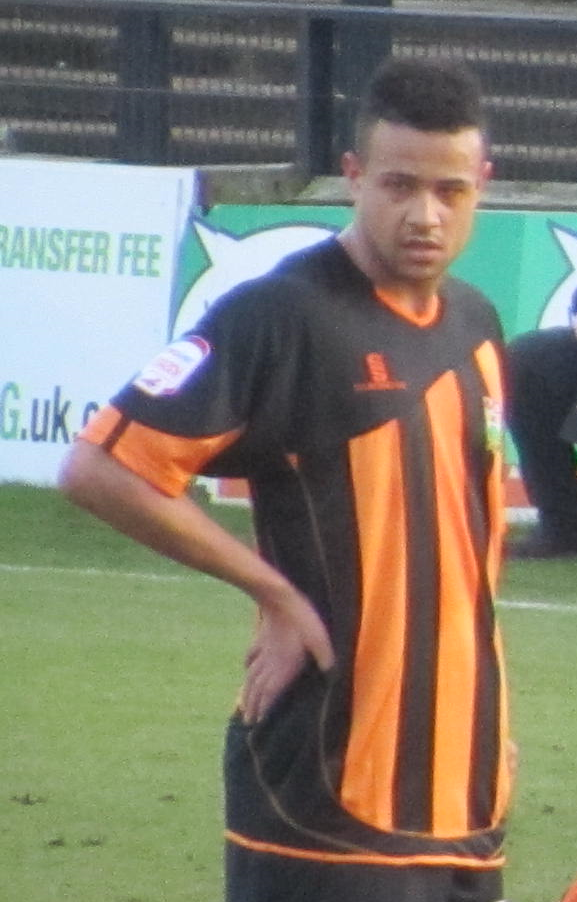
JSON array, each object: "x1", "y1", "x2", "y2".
[{"x1": 0, "y1": 0, "x2": 576, "y2": 181}]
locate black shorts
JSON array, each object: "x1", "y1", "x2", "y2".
[{"x1": 226, "y1": 842, "x2": 504, "y2": 902}]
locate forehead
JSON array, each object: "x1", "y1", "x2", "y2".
[{"x1": 363, "y1": 120, "x2": 486, "y2": 179}]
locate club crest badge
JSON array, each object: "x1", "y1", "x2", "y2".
[{"x1": 483, "y1": 396, "x2": 504, "y2": 453}]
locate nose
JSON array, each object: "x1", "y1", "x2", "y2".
[{"x1": 405, "y1": 191, "x2": 442, "y2": 231}]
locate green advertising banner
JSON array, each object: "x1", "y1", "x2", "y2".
[
  {"x1": 172, "y1": 205, "x2": 577, "y2": 343},
  {"x1": 171, "y1": 204, "x2": 577, "y2": 511}
]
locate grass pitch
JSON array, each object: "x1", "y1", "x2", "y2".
[
  {"x1": 1, "y1": 484, "x2": 577, "y2": 902},
  {"x1": 1, "y1": 483, "x2": 252, "y2": 902}
]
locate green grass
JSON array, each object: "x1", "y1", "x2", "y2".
[
  {"x1": 0, "y1": 484, "x2": 253, "y2": 902},
  {"x1": 2, "y1": 484, "x2": 577, "y2": 901},
  {"x1": 0, "y1": 481, "x2": 254, "y2": 573},
  {"x1": 499, "y1": 557, "x2": 577, "y2": 902}
]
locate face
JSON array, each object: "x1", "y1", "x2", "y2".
[{"x1": 342, "y1": 120, "x2": 491, "y2": 293}]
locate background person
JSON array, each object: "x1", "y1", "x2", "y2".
[
  {"x1": 507, "y1": 289, "x2": 577, "y2": 558},
  {"x1": 59, "y1": 58, "x2": 513, "y2": 902}
]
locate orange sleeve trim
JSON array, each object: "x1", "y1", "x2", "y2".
[
  {"x1": 79, "y1": 404, "x2": 125, "y2": 445},
  {"x1": 224, "y1": 830, "x2": 505, "y2": 870},
  {"x1": 79, "y1": 404, "x2": 243, "y2": 497}
]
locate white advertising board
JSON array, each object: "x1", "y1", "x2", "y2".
[{"x1": 0, "y1": 159, "x2": 196, "y2": 485}]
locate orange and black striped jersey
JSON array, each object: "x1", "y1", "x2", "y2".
[{"x1": 81, "y1": 238, "x2": 509, "y2": 869}]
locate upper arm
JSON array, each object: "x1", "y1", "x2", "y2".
[
  {"x1": 58, "y1": 437, "x2": 152, "y2": 513},
  {"x1": 58, "y1": 438, "x2": 205, "y2": 559}
]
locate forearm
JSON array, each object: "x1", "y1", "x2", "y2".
[{"x1": 60, "y1": 439, "x2": 335, "y2": 717}]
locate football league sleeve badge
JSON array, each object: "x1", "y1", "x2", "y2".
[{"x1": 133, "y1": 336, "x2": 212, "y2": 397}]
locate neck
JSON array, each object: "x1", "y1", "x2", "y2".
[{"x1": 338, "y1": 227, "x2": 440, "y2": 316}]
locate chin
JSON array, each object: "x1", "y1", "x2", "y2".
[{"x1": 404, "y1": 267, "x2": 442, "y2": 285}]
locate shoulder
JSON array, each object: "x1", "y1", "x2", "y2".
[
  {"x1": 191, "y1": 236, "x2": 351, "y2": 343},
  {"x1": 203, "y1": 237, "x2": 334, "y2": 307},
  {"x1": 441, "y1": 275, "x2": 502, "y2": 340},
  {"x1": 508, "y1": 326, "x2": 575, "y2": 366},
  {"x1": 509, "y1": 325, "x2": 573, "y2": 349},
  {"x1": 441, "y1": 275, "x2": 495, "y2": 311}
]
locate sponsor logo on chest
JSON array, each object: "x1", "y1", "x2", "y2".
[{"x1": 354, "y1": 353, "x2": 407, "y2": 392}]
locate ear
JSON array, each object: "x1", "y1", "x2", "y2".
[
  {"x1": 341, "y1": 150, "x2": 363, "y2": 199},
  {"x1": 478, "y1": 159, "x2": 493, "y2": 189}
]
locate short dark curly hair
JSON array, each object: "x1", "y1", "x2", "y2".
[{"x1": 356, "y1": 57, "x2": 487, "y2": 153}]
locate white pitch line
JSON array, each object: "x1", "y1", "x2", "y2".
[
  {"x1": 1, "y1": 562, "x2": 576, "y2": 613},
  {"x1": 498, "y1": 599, "x2": 577, "y2": 613},
  {"x1": 0, "y1": 562, "x2": 191, "y2": 583}
]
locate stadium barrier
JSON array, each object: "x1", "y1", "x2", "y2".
[{"x1": 0, "y1": 0, "x2": 576, "y2": 181}]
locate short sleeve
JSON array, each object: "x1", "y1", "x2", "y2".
[{"x1": 81, "y1": 278, "x2": 296, "y2": 489}]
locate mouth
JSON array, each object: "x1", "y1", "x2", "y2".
[
  {"x1": 402, "y1": 238, "x2": 443, "y2": 250},
  {"x1": 401, "y1": 240, "x2": 444, "y2": 261}
]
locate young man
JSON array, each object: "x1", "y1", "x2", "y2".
[
  {"x1": 60, "y1": 59, "x2": 512, "y2": 902},
  {"x1": 507, "y1": 289, "x2": 577, "y2": 558}
]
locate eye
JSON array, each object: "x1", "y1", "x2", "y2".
[
  {"x1": 381, "y1": 175, "x2": 415, "y2": 198},
  {"x1": 437, "y1": 183, "x2": 468, "y2": 204}
]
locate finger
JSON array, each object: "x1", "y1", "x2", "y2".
[
  {"x1": 243, "y1": 678, "x2": 274, "y2": 724},
  {"x1": 242, "y1": 657, "x2": 276, "y2": 724},
  {"x1": 244, "y1": 642, "x2": 259, "y2": 669},
  {"x1": 310, "y1": 636, "x2": 336, "y2": 672},
  {"x1": 254, "y1": 675, "x2": 287, "y2": 722},
  {"x1": 288, "y1": 600, "x2": 336, "y2": 672},
  {"x1": 241, "y1": 678, "x2": 258, "y2": 724},
  {"x1": 302, "y1": 620, "x2": 335, "y2": 672},
  {"x1": 241, "y1": 661, "x2": 263, "y2": 723},
  {"x1": 243, "y1": 658, "x2": 293, "y2": 724}
]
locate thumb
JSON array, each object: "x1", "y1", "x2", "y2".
[
  {"x1": 294, "y1": 601, "x2": 335, "y2": 672},
  {"x1": 308, "y1": 624, "x2": 335, "y2": 672}
]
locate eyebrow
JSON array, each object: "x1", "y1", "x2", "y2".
[
  {"x1": 381, "y1": 172, "x2": 472, "y2": 188},
  {"x1": 436, "y1": 178, "x2": 472, "y2": 189}
]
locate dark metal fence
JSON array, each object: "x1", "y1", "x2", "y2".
[{"x1": 0, "y1": 0, "x2": 576, "y2": 181}]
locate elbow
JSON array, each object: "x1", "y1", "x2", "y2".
[
  {"x1": 58, "y1": 450, "x2": 83, "y2": 505},
  {"x1": 57, "y1": 441, "x2": 97, "y2": 510}
]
